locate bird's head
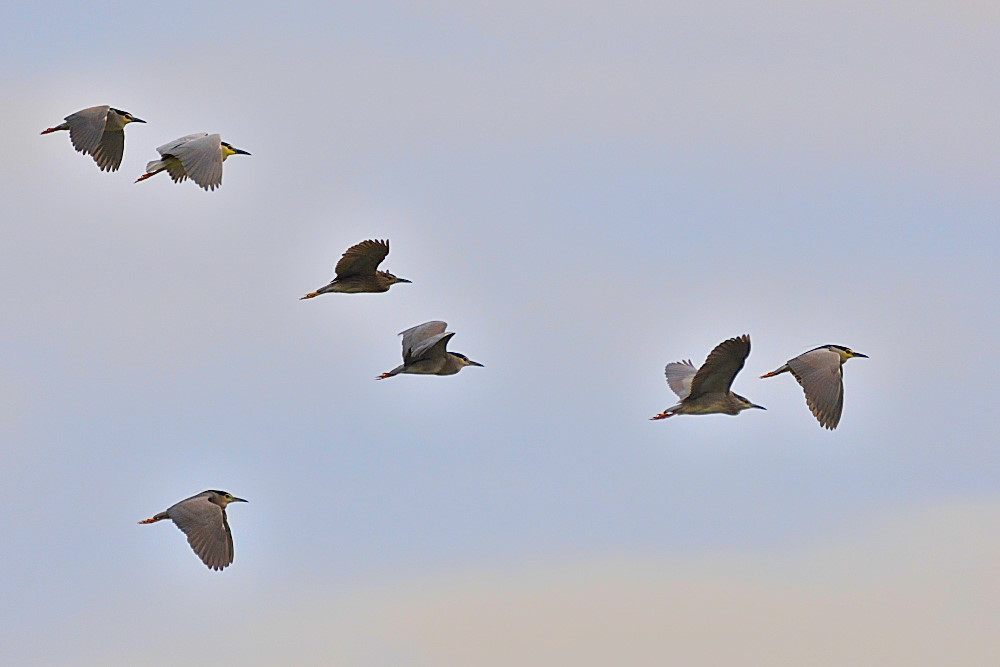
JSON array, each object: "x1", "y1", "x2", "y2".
[
  {"x1": 208, "y1": 490, "x2": 249, "y2": 507},
  {"x1": 828, "y1": 345, "x2": 868, "y2": 362},
  {"x1": 451, "y1": 352, "x2": 484, "y2": 369},
  {"x1": 221, "y1": 141, "x2": 251, "y2": 158},
  {"x1": 110, "y1": 108, "x2": 145, "y2": 124},
  {"x1": 381, "y1": 271, "x2": 412, "y2": 285},
  {"x1": 734, "y1": 394, "x2": 766, "y2": 412}
]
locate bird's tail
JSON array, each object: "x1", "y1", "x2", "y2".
[{"x1": 138, "y1": 512, "x2": 168, "y2": 524}]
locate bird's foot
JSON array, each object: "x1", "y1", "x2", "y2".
[
  {"x1": 299, "y1": 292, "x2": 319, "y2": 300},
  {"x1": 650, "y1": 412, "x2": 672, "y2": 421},
  {"x1": 40, "y1": 127, "x2": 58, "y2": 135},
  {"x1": 375, "y1": 372, "x2": 393, "y2": 380},
  {"x1": 760, "y1": 371, "x2": 778, "y2": 378},
  {"x1": 134, "y1": 173, "x2": 153, "y2": 183}
]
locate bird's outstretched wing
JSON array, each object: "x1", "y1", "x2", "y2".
[
  {"x1": 165, "y1": 160, "x2": 188, "y2": 183},
  {"x1": 66, "y1": 105, "x2": 110, "y2": 156},
  {"x1": 167, "y1": 494, "x2": 234, "y2": 571},
  {"x1": 92, "y1": 128, "x2": 125, "y2": 172},
  {"x1": 664, "y1": 360, "x2": 697, "y2": 399},
  {"x1": 689, "y1": 335, "x2": 751, "y2": 397},
  {"x1": 156, "y1": 133, "x2": 209, "y2": 157},
  {"x1": 169, "y1": 133, "x2": 224, "y2": 191},
  {"x1": 787, "y1": 348, "x2": 844, "y2": 429},
  {"x1": 335, "y1": 239, "x2": 389, "y2": 278},
  {"x1": 400, "y1": 321, "x2": 449, "y2": 362},
  {"x1": 411, "y1": 332, "x2": 455, "y2": 363}
]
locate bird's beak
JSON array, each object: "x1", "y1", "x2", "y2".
[
  {"x1": 851, "y1": 352, "x2": 869, "y2": 358},
  {"x1": 468, "y1": 360, "x2": 484, "y2": 367},
  {"x1": 233, "y1": 148, "x2": 251, "y2": 155},
  {"x1": 131, "y1": 117, "x2": 146, "y2": 124},
  {"x1": 232, "y1": 497, "x2": 249, "y2": 503},
  {"x1": 751, "y1": 404, "x2": 766, "y2": 410},
  {"x1": 396, "y1": 277, "x2": 412, "y2": 283}
]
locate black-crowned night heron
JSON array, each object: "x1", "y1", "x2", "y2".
[
  {"x1": 41, "y1": 105, "x2": 145, "y2": 172},
  {"x1": 761, "y1": 345, "x2": 867, "y2": 429},
  {"x1": 651, "y1": 334, "x2": 765, "y2": 420},
  {"x1": 377, "y1": 320, "x2": 483, "y2": 379},
  {"x1": 135, "y1": 133, "x2": 250, "y2": 191},
  {"x1": 139, "y1": 490, "x2": 247, "y2": 571},
  {"x1": 300, "y1": 239, "x2": 410, "y2": 299}
]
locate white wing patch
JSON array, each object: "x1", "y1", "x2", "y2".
[{"x1": 664, "y1": 360, "x2": 697, "y2": 399}]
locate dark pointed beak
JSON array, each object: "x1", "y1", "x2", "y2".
[
  {"x1": 469, "y1": 360, "x2": 484, "y2": 367},
  {"x1": 234, "y1": 148, "x2": 251, "y2": 156},
  {"x1": 853, "y1": 352, "x2": 869, "y2": 358},
  {"x1": 751, "y1": 404, "x2": 766, "y2": 410},
  {"x1": 131, "y1": 117, "x2": 146, "y2": 124},
  {"x1": 396, "y1": 278, "x2": 412, "y2": 283},
  {"x1": 232, "y1": 497, "x2": 249, "y2": 503}
]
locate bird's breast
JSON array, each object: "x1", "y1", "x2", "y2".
[
  {"x1": 330, "y1": 278, "x2": 383, "y2": 293},
  {"x1": 680, "y1": 393, "x2": 741, "y2": 415}
]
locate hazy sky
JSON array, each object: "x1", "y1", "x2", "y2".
[{"x1": 3, "y1": 2, "x2": 999, "y2": 664}]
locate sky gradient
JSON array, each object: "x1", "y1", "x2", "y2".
[{"x1": 3, "y1": 1, "x2": 999, "y2": 664}]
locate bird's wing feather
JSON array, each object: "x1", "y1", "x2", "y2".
[
  {"x1": 156, "y1": 133, "x2": 208, "y2": 156},
  {"x1": 92, "y1": 129, "x2": 125, "y2": 172},
  {"x1": 664, "y1": 360, "x2": 697, "y2": 399},
  {"x1": 787, "y1": 348, "x2": 844, "y2": 429},
  {"x1": 66, "y1": 106, "x2": 109, "y2": 155},
  {"x1": 167, "y1": 494, "x2": 234, "y2": 570},
  {"x1": 407, "y1": 332, "x2": 454, "y2": 363},
  {"x1": 222, "y1": 513, "x2": 235, "y2": 568},
  {"x1": 172, "y1": 134, "x2": 223, "y2": 190},
  {"x1": 689, "y1": 335, "x2": 751, "y2": 397},
  {"x1": 334, "y1": 239, "x2": 389, "y2": 278},
  {"x1": 165, "y1": 160, "x2": 188, "y2": 183},
  {"x1": 399, "y1": 321, "x2": 448, "y2": 360}
]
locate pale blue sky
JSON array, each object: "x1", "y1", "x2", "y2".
[{"x1": 3, "y1": 2, "x2": 999, "y2": 664}]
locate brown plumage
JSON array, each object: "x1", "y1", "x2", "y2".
[
  {"x1": 651, "y1": 335, "x2": 765, "y2": 420},
  {"x1": 301, "y1": 239, "x2": 410, "y2": 298}
]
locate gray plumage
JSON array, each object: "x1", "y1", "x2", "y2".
[
  {"x1": 761, "y1": 344, "x2": 867, "y2": 429},
  {"x1": 300, "y1": 239, "x2": 410, "y2": 299},
  {"x1": 41, "y1": 105, "x2": 145, "y2": 172},
  {"x1": 377, "y1": 320, "x2": 483, "y2": 379},
  {"x1": 135, "y1": 133, "x2": 250, "y2": 191},
  {"x1": 651, "y1": 335, "x2": 765, "y2": 420},
  {"x1": 139, "y1": 490, "x2": 247, "y2": 571}
]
